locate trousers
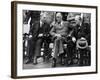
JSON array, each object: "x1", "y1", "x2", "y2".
[{"x1": 53, "y1": 37, "x2": 65, "y2": 58}]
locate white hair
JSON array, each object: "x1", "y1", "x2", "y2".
[{"x1": 75, "y1": 15, "x2": 81, "y2": 21}]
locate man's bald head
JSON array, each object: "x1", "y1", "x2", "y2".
[
  {"x1": 40, "y1": 12, "x2": 47, "y2": 23},
  {"x1": 56, "y1": 12, "x2": 62, "y2": 23},
  {"x1": 56, "y1": 13, "x2": 62, "y2": 18},
  {"x1": 75, "y1": 15, "x2": 81, "y2": 21},
  {"x1": 75, "y1": 15, "x2": 82, "y2": 25}
]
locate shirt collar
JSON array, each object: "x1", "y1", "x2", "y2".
[
  {"x1": 40, "y1": 20, "x2": 43, "y2": 27},
  {"x1": 57, "y1": 20, "x2": 63, "y2": 25},
  {"x1": 61, "y1": 21, "x2": 63, "y2": 25}
]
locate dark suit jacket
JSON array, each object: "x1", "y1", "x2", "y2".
[
  {"x1": 24, "y1": 11, "x2": 40, "y2": 25},
  {"x1": 29, "y1": 21, "x2": 51, "y2": 57},
  {"x1": 29, "y1": 21, "x2": 51, "y2": 40},
  {"x1": 72, "y1": 23, "x2": 91, "y2": 45}
]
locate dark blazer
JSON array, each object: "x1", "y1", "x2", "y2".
[
  {"x1": 72, "y1": 23, "x2": 91, "y2": 45},
  {"x1": 29, "y1": 21, "x2": 51, "y2": 58},
  {"x1": 29, "y1": 21, "x2": 51, "y2": 40},
  {"x1": 24, "y1": 11, "x2": 40, "y2": 25}
]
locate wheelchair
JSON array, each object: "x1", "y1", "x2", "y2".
[
  {"x1": 63, "y1": 36, "x2": 78, "y2": 66},
  {"x1": 49, "y1": 38, "x2": 68, "y2": 66},
  {"x1": 40, "y1": 34, "x2": 52, "y2": 62},
  {"x1": 48, "y1": 35, "x2": 77, "y2": 67},
  {"x1": 23, "y1": 32, "x2": 53, "y2": 64}
]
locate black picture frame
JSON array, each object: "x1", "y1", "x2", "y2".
[{"x1": 11, "y1": 1, "x2": 98, "y2": 79}]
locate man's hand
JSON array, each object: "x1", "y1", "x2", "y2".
[
  {"x1": 29, "y1": 35, "x2": 32, "y2": 38},
  {"x1": 68, "y1": 34, "x2": 71, "y2": 37},
  {"x1": 38, "y1": 34, "x2": 43, "y2": 37},
  {"x1": 72, "y1": 37, "x2": 76, "y2": 42},
  {"x1": 55, "y1": 34, "x2": 61, "y2": 37},
  {"x1": 24, "y1": 21, "x2": 28, "y2": 24}
]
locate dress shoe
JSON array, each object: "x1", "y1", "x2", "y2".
[
  {"x1": 33, "y1": 57, "x2": 38, "y2": 65},
  {"x1": 25, "y1": 59, "x2": 32, "y2": 64},
  {"x1": 52, "y1": 58, "x2": 56, "y2": 67},
  {"x1": 61, "y1": 58, "x2": 65, "y2": 65},
  {"x1": 42, "y1": 55, "x2": 46, "y2": 62}
]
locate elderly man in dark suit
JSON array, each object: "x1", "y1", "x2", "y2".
[
  {"x1": 29, "y1": 12, "x2": 51, "y2": 64},
  {"x1": 72, "y1": 15, "x2": 91, "y2": 44},
  {"x1": 72, "y1": 15, "x2": 91, "y2": 66},
  {"x1": 50, "y1": 13, "x2": 70, "y2": 67}
]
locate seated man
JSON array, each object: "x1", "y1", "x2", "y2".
[
  {"x1": 31, "y1": 12, "x2": 51, "y2": 65},
  {"x1": 50, "y1": 13, "x2": 70, "y2": 67},
  {"x1": 73, "y1": 15, "x2": 91, "y2": 66}
]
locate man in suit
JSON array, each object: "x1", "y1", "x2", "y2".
[
  {"x1": 72, "y1": 15, "x2": 91, "y2": 66},
  {"x1": 24, "y1": 10, "x2": 40, "y2": 26},
  {"x1": 50, "y1": 13, "x2": 70, "y2": 67},
  {"x1": 72, "y1": 15, "x2": 91, "y2": 45},
  {"x1": 24, "y1": 11, "x2": 40, "y2": 64},
  {"x1": 29, "y1": 12, "x2": 51, "y2": 64}
]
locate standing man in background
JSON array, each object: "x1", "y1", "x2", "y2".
[{"x1": 24, "y1": 11, "x2": 40, "y2": 64}]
